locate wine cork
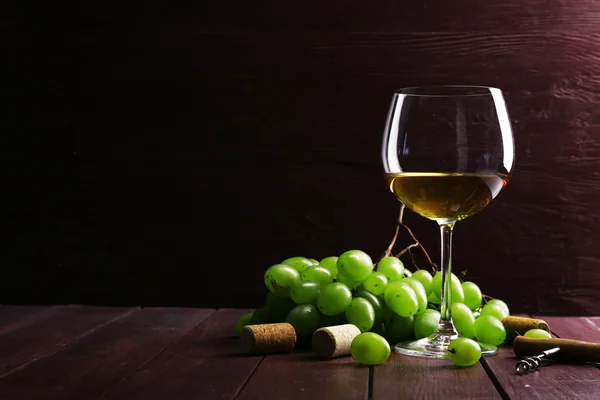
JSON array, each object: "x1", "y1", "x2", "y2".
[
  {"x1": 241, "y1": 323, "x2": 296, "y2": 354},
  {"x1": 513, "y1": 336, "x2": 600, "y2": 363},
  {"x1": 311, "y1": 324, "x2": 361, "y2": 358},
  {"x1": 502, "y1": 316, "x2": 550, "y2": 343}
]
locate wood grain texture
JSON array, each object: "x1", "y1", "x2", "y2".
[
  {"x1": 373, "y1": 353, "x2": 501, "y2": 399},
  {"x1": 0, "y1": 308, "x2": 213, "y2": 400},
  {"x1": 6, "y1": 0, "x2": 600, "y2": 312},
  {"x1": 236, "y1": 351, "x2": 368, "y2": 400},
  {"x1": 100, "y1": 309, "x2": 263, "y2": 400},
  {"x1": 0, "y1": 305, "x2": 133, "y2": 376},
  {"x1": 535, "y1": 316, "x2": 600, "y2": 342},
  {"x1": 0, "y1": 306, "x2": 55, "y2": 332},
  {"x1": 481, "y1": 317, "x2": 600, "y2": 400}
]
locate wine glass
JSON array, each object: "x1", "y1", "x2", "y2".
[{"x1": 381, "y1": 85, "x2": 515, "y2": 357}]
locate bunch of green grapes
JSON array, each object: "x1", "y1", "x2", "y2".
[{"x1": 235, "y1": 251, "x2": 512, "y2": 368}]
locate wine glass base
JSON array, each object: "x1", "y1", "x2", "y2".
[{"x1": 394, "y1": 338, "x2": 498, "y2": 359}]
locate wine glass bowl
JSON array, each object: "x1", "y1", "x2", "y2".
[{"x1": 381, "y1": 85, "x2": 515, "y2": 357}]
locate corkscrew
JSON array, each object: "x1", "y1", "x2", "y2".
[{"x1": 515, "y1": 347, "x2": 560, "y2": 375}]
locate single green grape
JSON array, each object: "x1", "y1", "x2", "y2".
[
  {"x1": 317, "y1": 282, "x2": 353, "y2": 315},
  {"x1": 524, "y1": 329, "x2": 552, "y2": 339},
  {"x1": 402, "y1": 278, "x2": 428, "y2": 315},
  {"x1": 308, "y1": 258, "x2": 319, "y2": 265},
  {"x1": 486, "y1": 299, "x2": 510, "y2": 316},
  {"x1": 281, "y1": 257, "x2": 314, "y2": 274},
  {"x1": 319, "y1": 312, "x2": 347, "y2": 328},
  {"x1": 319, "y1": 256, "x2": 339, "y2": 279},
  {"x1": 266, "y1": 292, "x2": 296, "y2": 321},
  {"x1": 286, "y1": 304, "x2": 320, "y2": 337},
  {"x1": 234, "y1": 312, "x2": 253, "y2": 336},
  {"x1": 383, "y1": 306, "x2": 415, "y2": 343},
  {"x1": 302, "y1": 266, "x2": 333, "y2": 286},
  {"x1": 403, "y1": 269, "x2": 412, "y2": 278},
  {"x1": 473, "y1": 315, "x2": 506, "y2": 345},
  {"x1": 461, "y1": 282, "x2": 483, "y2": 311},
  {"x1": 337, "y1": 250, "x2": 374, "y2": 281},
  {"x1": 336, "y1": 271, "x2": 364, "y2": 289},
  {"x1": 290, "y1": 281, "x2": 321, "y2": 306},
  {"x1": 264, "y1": 264, "x2": 301, "y2": 297},
  {"x1": 414, "y1": 309, "x2": 440, "y2": 339},
  {"x1": 363, "y1": 272, "x2": 388, "y2": 296},
  {"x1": 384, "y1": 281, "x2": 419, "y2": 317},
  {"x1": 432, "y1": 272, "x2": 464, "y2": 304},
  {"x1": 351, "y1": 332, "x2": 391, "y2": 365},
  {"x1": 411, "y1": 270, "x2": 433, "y2": 295},
  {"x1": 480, "y1": 303, "x2": 508, "y2": 321},
  {"x1": 354, "y1": 290, "x2": 384, "y2": 322},
  {"x1": 448, "y1": 337, "x2": 482, "y2": 367},
  {"x1": 345, "y1": 298, "x2": 375, "y2": 332},
  {"x1": 249, "y1": 305, "x2": 271, "y2": 325},
  {"x1": 377, "y1": 256, "x2": 404, "y2": 281},
  {"x1": 451, "y1": 302, "x2": 475, "y2": 339}
]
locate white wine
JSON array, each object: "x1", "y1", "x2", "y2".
[{"x1": 384, "y1": 172, "x2": 509, "y2": 223}]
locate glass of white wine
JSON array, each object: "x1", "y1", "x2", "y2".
[{"x1": 381, "y1": 85, "x2": 515, "y2": 357}]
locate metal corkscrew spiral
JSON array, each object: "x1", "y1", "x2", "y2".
[{"x1": 515, "y1": 347, "x2": 560, "y2": 375}]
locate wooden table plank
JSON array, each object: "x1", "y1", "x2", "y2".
[
  {"x1": 100, "y1": 308, "x2": 263, "y2": 400},
  {"x1": 536, "y1": 316, "x2": 600, "y2": 342},
  {"x1": 0, "y1": 305, "x2": 133, "y2": 376},
  {"x1": 0, "y1": 307, "x2": 214, "y2": 400},
  {"x1": 237, "y1": 350, "x2": 369, "y2": 400},
  {"x1": 373, "y1": 352, "x2": 501, "y2": 400},
  {"x1": 0, "y1": 305, "x2": 56, "y2": 333},
  {"x1": 481, "y1": 317, "x2": 600, "y2": 400}
]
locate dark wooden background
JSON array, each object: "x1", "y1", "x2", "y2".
[{"x1": 5, "y1": 1, "x2": 600, "y2": 314}]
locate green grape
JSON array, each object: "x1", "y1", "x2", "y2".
[
  {"x1": 524, "y1": 329, "x2": 551, "y2": 339},
  {"x1": 249, "y1": 305, "x2": 271, "y2": 324},
  {"x1": 363, "y1": 272, "x2": 388, "y2": 296},
  {"x1": 308, "y1": 258, "x2": 319, "y2": 265},
  {"x1": 486, "y1": 299, "x2": 510, "y2": 316},
  {"x1": 402, "y1": 278, "x2": 428, "y2": 315},
  {"x1": 345, "y1": 298, "x2": 375, "y2": 332},
  {"x1": 414, "y1": 309, "x2": 440, "y2": 339},
  {"x1": 319, "y1": 313, "x2": 346, "y2": 327},
  {"x1": 266, "y1": 292, "x2": 296, "y2": 321},
  {"x1": 290, "y1": 281, "x2": 321, "y2": 306},
  {"x1": 234, "y1": 312, "x2": 253, "y2": 336},
  {"x1": 377, "y1": 256, "x2": 404, "y2": 281},
  {"x1": 473, "y1": 315, "x2": 506, "y2": 345},
  {"x1": 319, "y1": 312, "x2": 346, "y2": 328},
  {"x1": 354, "y1": 290, "x2": 384, "y2": 322},
  {"x1": 403, "y1": 269, "x2": 412, "y2": 278},
  {"x1": 411, "y1": 270, "x2": 433, "y2": 295},
  {"x1": 351, "y1": 332, "x2": 391, "y2": 365},
  {"x1": 462, "y1": 282, "x2": 482, "y2": 311},
  {"x1": 336, "y1": 271, "x2": 364, "y2": 289},
  {"x1": 317, "y1": 282, "x2": 353, "y2": 315},
  {"x1": 286, "y1": 304, "x2": 320, "y2": 337},
  {"x1": 432, "y1": 272, "x2": 464, "y2": 304},
  {"x1": 383, "y1": 307, "x2": 415, "y2": 343},
  {"x1": 302, "y1": 266, "x2": 333, "y2": 286},
  {"x1": 337, "y1": 250, "x2": 373, "y2": 280},
  {"x1": 480, "y1": 303, "x2": 508, "y2": 322},
  {"x1": 448, "y1": 337, "x2": 482, "y2": 367},
  {"x1": 451, "y1": 302, "x2": 475, "y2": 339},
  {"x1": 281, "y1": 257, "x2": 314, "y2": 274},
  {"x1": 319, "y1": 256, "x2": 339, "y2": 279},
  {"x1": 264, "y1": 264, "x2": 301, "y2": 297},
  {"x1": 384, "y1": 281, "x2": 418, "y2": 317}
]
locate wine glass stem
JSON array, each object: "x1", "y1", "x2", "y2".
[{"x1": 436, "y1": 222, "x2": 458, "y2": 337}]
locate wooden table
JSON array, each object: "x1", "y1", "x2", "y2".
[{"x1": 0, "y1": 306, "x2": 599, "y2": 399}]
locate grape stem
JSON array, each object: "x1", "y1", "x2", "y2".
[{"x1": 381, "y1": 204, "x2": 437, "y2": 270}]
